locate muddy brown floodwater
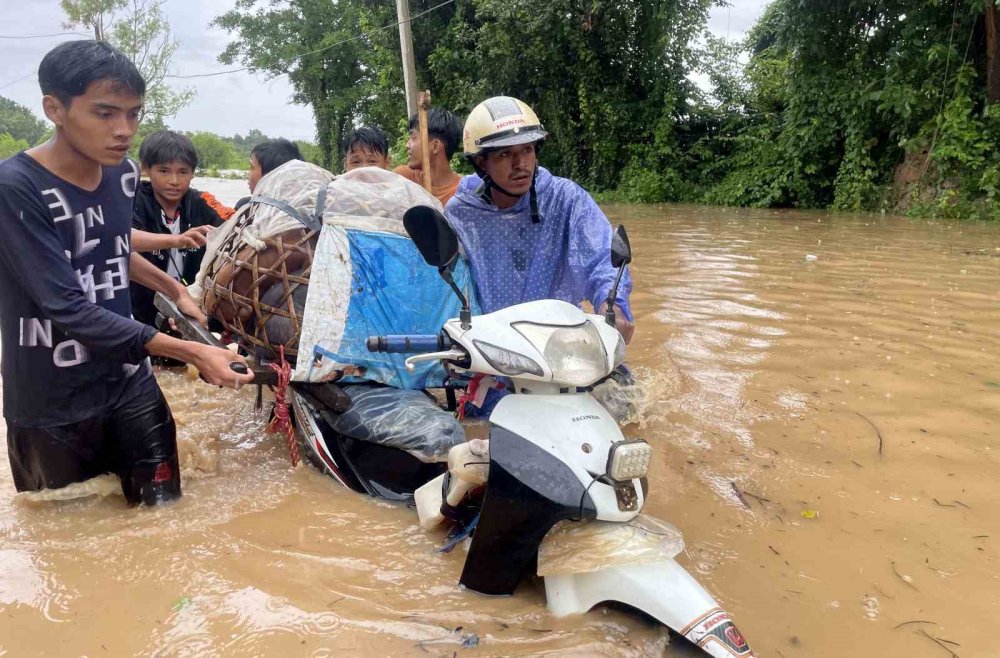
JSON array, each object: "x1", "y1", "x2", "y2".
[{"x1": 1, "y1": 200, "x2": 999, "y2": 657}]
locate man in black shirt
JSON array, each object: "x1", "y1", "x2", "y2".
[{"x1": 0, "y1": 41, "x2": 254, "y2": 506}]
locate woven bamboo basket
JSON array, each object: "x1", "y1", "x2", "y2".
[{"x1": 202, "y1": 206, "x2": 318, "y2": 361}]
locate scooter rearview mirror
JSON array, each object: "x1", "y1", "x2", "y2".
[
  {"x1": 610, "y1": 224, "x2": 632, "y2": 269},
  {"x1": 403, "y1": 205, "x2": 460, "y2": 270},
  {"x1": 403, "y1": 205, "x2": 472, "y2": 329},
  {"x1": 605, "y1": 225, "x2": 632, "y2": 329}
]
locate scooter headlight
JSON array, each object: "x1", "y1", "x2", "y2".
[
  {"x1": 473, "y1": 340, "x2": 544, "y2": 377},
  {"x1": 607, "y1": 439, "x2": 652, "y2": 482},
  {"x1": 513, "y1": 321, "x2": 608, "y2": 386},
  {"x1": 612, "y1": 334, "x2": 626, "y2": 368}
]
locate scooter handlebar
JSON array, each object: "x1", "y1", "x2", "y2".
[{"x1": 367, "y1": 334, "x2": 446, "y2": 353}]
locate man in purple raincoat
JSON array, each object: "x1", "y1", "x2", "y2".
[
  {"x1": 444, "y1": 96, "x2": 634, "y2": 343},
  {"x1": 444, "y1": 97, "x2": 636, "y2": 418}
]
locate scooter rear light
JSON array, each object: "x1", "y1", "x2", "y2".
[{"x1": 607, "y1": 440, "x2": 652, "y2": 482}]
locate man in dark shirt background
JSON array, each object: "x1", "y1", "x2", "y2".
[{"x1": 0, "y1": 40, "x2": 253, "y2": 506}]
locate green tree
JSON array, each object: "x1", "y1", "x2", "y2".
[
  {"x1": 0, "y1": 133, "x2": 30, "y2": 159},
  {"x1": 0, "y1": 97, "x2": 48, "y2": 145},
  {"x1": 188, "y1": 131, "x2": 241, "y2": 170},
  {"x1": 215, "y1": 0, "x2": 714, "y2": 193},
  {"x1": 704, "y1": 0, "x2": 1000, "y2": 218},
  {"x1": 294, "y1": 140, "x2": 324, "y2": 166},
  {"x1": 231, "y1": 129, "x2": 270, "y2": 157},
  {"x1": 60, "y1": 0, "x2": 194, "y2": 122},
  {"x1": 215, "y1": 0, "x2": 404, "y2": 171}
]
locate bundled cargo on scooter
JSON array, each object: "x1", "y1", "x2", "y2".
[{"x1": 190, "y1": 160, "x2": 477, "y2": 391}]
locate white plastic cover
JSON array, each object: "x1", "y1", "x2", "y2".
[
  {"x1": 242, "y1": 159, "x2": 336, "y2": 241},
  {"x1": 328, "y1": 385, "x2": 465, "y2": 463},
  {"x1": 537, "y1": 515, "x2": 685, "y2": 577}
]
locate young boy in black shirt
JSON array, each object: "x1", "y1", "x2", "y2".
[
  {"x1": 0, "y1": 40, "x2": 253, "y2": 506},
  {"x1": 130, "y1": 130, "x2": 234, "y2": 327}
]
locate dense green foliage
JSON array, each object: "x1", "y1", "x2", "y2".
[
  {"x1": 214, "y1": 0, "x2": 1000, "y2": 219},
  {"x1": 188, "y1": 132, "x2": 244, "y2": 170},
  {"x1": 699, "y1": 0, "x2": 1000, "y2": 219},
  {"x1": 0, "y1": 134, "x2": 30, "y2": 160},
  {"x1": 0, "y1": 96, "x2": 48, "y2": 159},
  {"x1": 216, "y1": 0, "x2": 437, "y2": 172},
  {"x1": 5, "y1": 2, "x2": 999, "y2": 218},
  {"x1": 214, "y1": 0, "x2": 715, "y2": 184},
  {"x1": 0, "y1": 97, "x2": 49, "y2": 146}
]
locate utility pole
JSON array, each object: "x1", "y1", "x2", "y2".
[
  {"x1": 987, "y1": 0, "x2": 1000, "y2": 104},
  {"x1": 396, "y1": 0, "x2": 418, "y2": 117}
]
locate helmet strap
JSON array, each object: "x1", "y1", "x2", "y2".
[
  {"x1": 528, "y1": 167, "x2": 541, "y2": 223},
  {"x1": 473, "y1": 172, "x2": 494, "y2": 205},
  {"x1": 470, "y1": 157, "x2": 542, "y2": 224}
]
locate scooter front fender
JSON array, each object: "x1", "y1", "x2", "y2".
[{"x1": 544, "y1": 559, "x2": 754, "y2": 657}]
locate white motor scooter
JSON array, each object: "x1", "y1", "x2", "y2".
[{"x1": 363, "y1": 207, "x2": 754, "y2": 657}]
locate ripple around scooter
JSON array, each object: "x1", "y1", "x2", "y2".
[
  {"x1": 0, "y1": 548, "x2": 74, "y2": 623},
  {"x1": 148, "y1": 587, "x2": 345, "y2": 657},
  {"x1": 606, "y1": 364, "x2": 682, "y2": 430}
]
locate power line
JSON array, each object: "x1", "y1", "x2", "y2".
[
  {"x1": 0, "y1": 70, "x2": 37, "y2": 92},
  {"x1": 166, "y1": 0, "x2": 456, "y2": 80},
  {"x1": 166, "y1": 66, "x2": 248, "y2": 80},
  {"x1": 0, "y1": 32, "x2": 90, "y2": 39}
]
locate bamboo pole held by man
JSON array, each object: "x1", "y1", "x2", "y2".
[{"x1": 418, "y1": 90, "x2": 433, "y2": 193}]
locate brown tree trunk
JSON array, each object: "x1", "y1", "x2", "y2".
[{"x1": 988, "y1": 1, "x2": 1000, "y2": 104}]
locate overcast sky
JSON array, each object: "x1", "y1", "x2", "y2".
[{"x1": 0, "y1": 0, "x2": 770, "y2": 142}]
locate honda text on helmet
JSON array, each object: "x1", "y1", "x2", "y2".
[{"x1": 463, "y1": 96, "x2": 548, "y2": 222}]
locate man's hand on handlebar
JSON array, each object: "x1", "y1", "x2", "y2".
[{"x1": 190, "y1": 344, "x2": 255, "y2": 389}]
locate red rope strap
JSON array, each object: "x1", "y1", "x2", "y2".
[
  {"x1": 455, "y1": 374, "x2": 481, "y2": 421},
  {"x1": 266, "y1": 345, "x2": 299, "y2": 466}
]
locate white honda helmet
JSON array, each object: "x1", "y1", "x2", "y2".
[{"x1": 463, "y1": 96, "x2": 548, "y2": 158}]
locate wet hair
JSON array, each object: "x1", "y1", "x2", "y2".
[
  {"x1": 38, "y1": 40, "x2": 145, "y2": 106},
  {"x1": 250, "y1": 138, "x2": 303, "y2": 176},
  {"x1": 139, "y1": 130, "x2": 198, "y2": 169},
  {"x1": 342, "y1": 127, "x2": 389, "y2": 157},
  {"x1": 407, "y1": 108, "x2": 463, "y2": 158}
]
